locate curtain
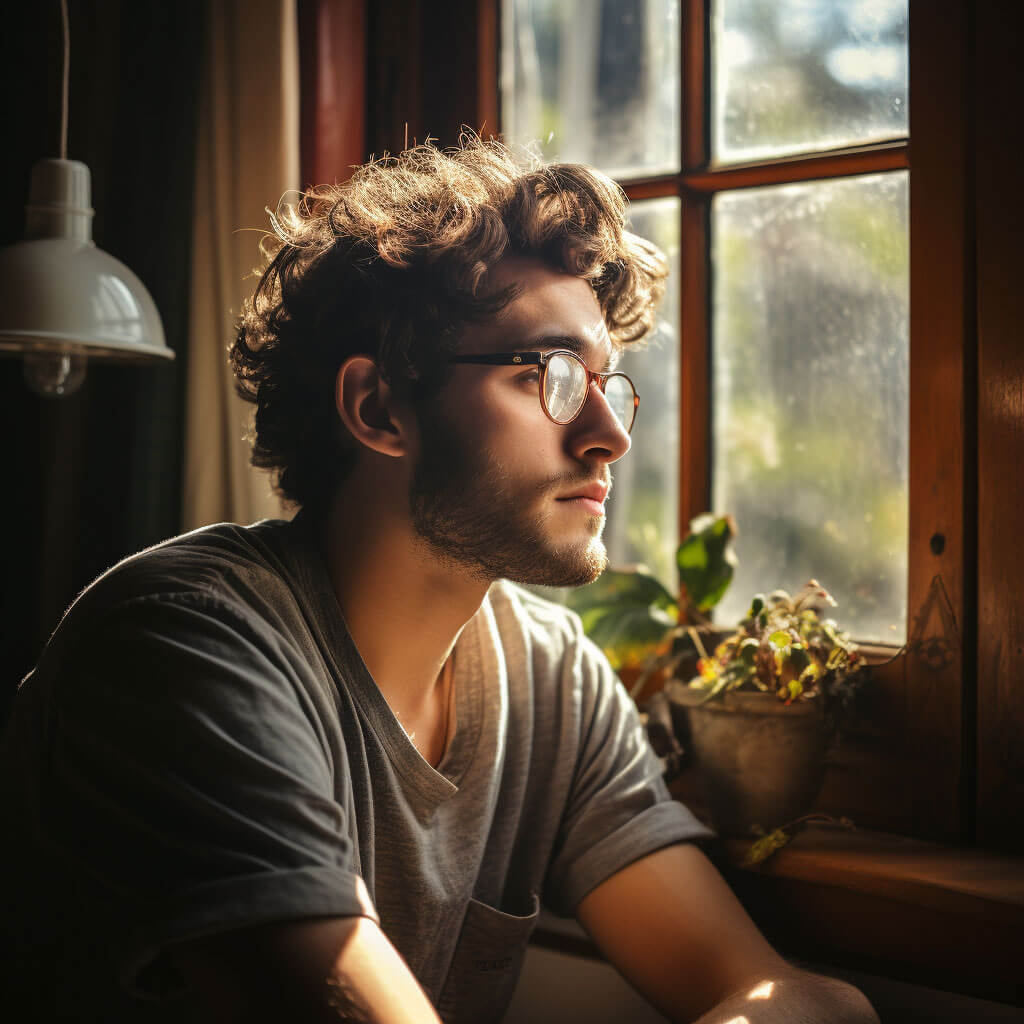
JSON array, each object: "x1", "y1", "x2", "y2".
[{"x1": 183, "y1": 0, "x2": 300, "y2": 529}]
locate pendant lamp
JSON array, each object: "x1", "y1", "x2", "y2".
[{"x1": 0, "y1": 0, "x2": 173, "y2": 397}]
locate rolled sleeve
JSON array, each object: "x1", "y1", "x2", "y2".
[
  {"x1": 543, "y1": 634, "x2": 715, "y2": 916},
  {"x1": 44, "y1": 594, "x2": 369, "y2": 994}
]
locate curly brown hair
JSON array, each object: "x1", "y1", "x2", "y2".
[{"x1": 230, "y1": 135, "x2": 669, "y2": 510}]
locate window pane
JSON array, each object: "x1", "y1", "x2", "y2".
[
  {"x1": 603, "y1": 198, "x2": 681, "y2": 587},
  {"x1": 501, "y1": 0, "x2": 681, "y2": 179},
  {"x1": 713, "y1": 0, "x2": 908, "y2": 165},
  {"x1": 711, "y1": 172, "x2": 908, "y2": 642}
]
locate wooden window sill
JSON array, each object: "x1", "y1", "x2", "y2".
[{"x1": 531, "y1": 823, "x2": 1024, "y2": 1008}]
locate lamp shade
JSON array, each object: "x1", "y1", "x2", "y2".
[{"x1": 0, "y1": 159, "x2": 173, "y2": 363}]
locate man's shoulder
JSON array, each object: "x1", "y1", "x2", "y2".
[
  {"x1": 57, "y1": 519, "x2": 300, "y2": 640},
  {"x1": 485, "y1": 579, "x2": 611, "y2": 673},
  {"x1": 91, "y1": 520, "x2": 288, "y2": 593}
]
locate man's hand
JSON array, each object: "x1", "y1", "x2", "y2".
[
  {"x1": 169, "y1": 914, "x2": 443, "y2": 1024},
  {"x1": 576, "y1": 842, "x2": 879, "y2": 1023},
  {"x1": 689, "y1": 970, "x2": 881, "y2": 1024}
]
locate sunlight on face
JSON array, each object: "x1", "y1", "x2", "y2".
[
  {"x1": 409, "y1": 256, "x2": 625, "y2": 586},
  {"x1": 747, "y1": 980, "x2": 775, "y2": 1000}
]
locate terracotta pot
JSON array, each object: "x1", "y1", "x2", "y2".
[{"x1": 668, "y1": 686, "x2": 827, "y2": 837}]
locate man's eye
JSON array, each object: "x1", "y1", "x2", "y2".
[{"x1": 519, "y1": 370, "x2": 540, "y2": 385}]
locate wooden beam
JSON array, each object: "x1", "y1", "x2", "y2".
[{"x1": 684, "y1": 143, "x2": 907, "y2": 193}]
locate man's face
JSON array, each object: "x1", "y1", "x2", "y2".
[{"x1": 410, "y1": 255, "x2": 632, "y2": 587}]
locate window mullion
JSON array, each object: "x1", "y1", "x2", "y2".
[{"x1": 679, "y1": 196, "x2": 711, "y2": 565}]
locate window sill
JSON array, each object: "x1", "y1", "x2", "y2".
[
  {"x1": 712, "y1": 822, "x2": 1024, "y2": 1006},
  {"x1": 532, "y1": 822, "x2": 1024, "y2": 1008}
]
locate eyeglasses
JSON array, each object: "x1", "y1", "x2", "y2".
[{"x1": 448, "y1": 349, "x2": 639, "y2": 434}]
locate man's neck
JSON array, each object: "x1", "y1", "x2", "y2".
[{"x1": 316, "y1": 480, "x2": 491, "y2": 724}]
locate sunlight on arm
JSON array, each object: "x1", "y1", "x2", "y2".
[{"x1": 747, "y1": 981, "x2": 774, "y2": 1000}]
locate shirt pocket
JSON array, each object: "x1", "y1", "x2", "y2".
[{"x1": 436, "y1": 891, "x2": 540, "y2": 1024}]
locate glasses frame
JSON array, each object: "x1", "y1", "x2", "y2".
[{"x1": 448, "y1": 349, "x2": 640, "y2": 433}]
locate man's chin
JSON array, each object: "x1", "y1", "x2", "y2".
[{"x1": 507, "y1": 540, "x2": 608, "y2": 589}]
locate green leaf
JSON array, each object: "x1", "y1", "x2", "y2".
[
  {"x1": 564, "y1": 568, "x2": 681, "y2": 668},
  {"x1": 580, "y1": 605, "x2": 676, "y2": 669},
  {"x1": 696, "y1": 659, "x2": 755, "y2": 703},
  {"x1": 676, "y1": 514, "x2": 738, "y2": 613},
  {"x1": 826, "y1": 646, "x2": 850, "y2": 671},
  {"x1": 565, "y1": 568, "x2": 678, "y2": 616},
  {"x1": 697, "y1": 671, "x2": 734, "y2": 703},
  {"x1": 741, "y1": 827, "x2": 794, "y2": 867},
  {"x1": 798, "y1": 662, "x2": 822, "y2": 685},
  {"x1": 737, "y1": 638, "x2": 760, "y2": 665}
]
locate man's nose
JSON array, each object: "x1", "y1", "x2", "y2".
[{"x1": 566, "y1": 381, "x2": 631, "y2": 464}]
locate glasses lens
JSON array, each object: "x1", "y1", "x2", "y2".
[
  {"x1": 544, "y1": 352, "x2": 587, "y2": 423},
  {"x1": 604, "y1": 374, "x2": 636, "y2": 432}
]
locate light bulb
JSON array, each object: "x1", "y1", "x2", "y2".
[{"x1": 22, "y1": 351, "x2": 87, "y2": 397}]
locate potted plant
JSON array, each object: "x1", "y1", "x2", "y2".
[
  {"x1": 665, "y1": 580, "x2": 870, "y2": 837},
  {"x1": 566, "y1": 515, "x2": 871, "y2": 839}
]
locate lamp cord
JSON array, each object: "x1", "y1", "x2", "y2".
[{"x1": 59, "y1": 0, "x2": 70, "y2": 159}]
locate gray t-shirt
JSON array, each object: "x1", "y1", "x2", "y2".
[{"x1": 1, "y1": 512, "x2": 713, "y2": 1023}]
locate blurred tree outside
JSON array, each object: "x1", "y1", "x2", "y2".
[{"x1": 712, "y1": 172, "x2": 909, "y2": 642}]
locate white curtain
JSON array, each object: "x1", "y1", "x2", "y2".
[{"x1": 183, "y1": 0, "x2": 300, "y2": 529}]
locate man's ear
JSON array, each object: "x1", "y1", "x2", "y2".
[{"x1": 334, "y1": 356, "x2": 413, "y2": 459}]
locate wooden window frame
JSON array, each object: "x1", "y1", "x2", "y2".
[{"x1": 483, "y1": 0, "x2": 978, "y2": 846}]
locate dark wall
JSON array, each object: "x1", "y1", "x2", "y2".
[
  {"x1": 367, "y1": 0, "x2": 492, "y2": 157},
  {"x1": 1, "y1": 2, "x2": 204, "y2": 716}
]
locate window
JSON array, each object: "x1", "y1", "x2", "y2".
[
  {"x1": 496, "y1": 1, "x2": 976, "y2": 844},
  {"x1": 501, "y1": 0, "x2": 908, "y2": 641}
]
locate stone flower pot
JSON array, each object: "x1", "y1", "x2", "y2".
[{"x1": 668, "y1": 685, "x2": 828, "y2": 837}]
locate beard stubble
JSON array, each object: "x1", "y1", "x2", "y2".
[{"x1": 409, "y1": 405, "x2": 609, "y2": 587}]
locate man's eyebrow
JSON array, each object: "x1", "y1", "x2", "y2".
[{"x1": 517, "y1": 335, "x2": 617, "y2": 371}]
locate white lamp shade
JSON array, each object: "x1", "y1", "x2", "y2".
[{"x1": 0, "y1": 159, "x2": 173, "y2": 362}]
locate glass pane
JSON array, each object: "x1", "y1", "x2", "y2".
[
  {"x1": 713, "y1": 0, "x2": 908, "y2": 164},
  {"x1": 501, "y1": 0, "x2": 681, "y2": 179},
  {"x1": 711, "y1": 172, "x2": 908, "y2": 642},
  {"x1": 603, "y1": 198, "x2": 681, "y2": 588}
]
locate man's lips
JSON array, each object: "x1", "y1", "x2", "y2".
[{"x1": 555, "y1": 482, "x2": 610, "y2": 515}]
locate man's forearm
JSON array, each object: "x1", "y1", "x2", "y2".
[{"x1": 689, "y1": 968, "x2": 880, "y2": 1024}]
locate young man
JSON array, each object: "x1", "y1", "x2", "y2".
[{"x1": 1, "y1": 139, "x2": 878, "y2": 1023}]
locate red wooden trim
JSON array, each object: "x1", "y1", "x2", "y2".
[
  {"x1": 681, "y1": 0, "x2": 707, "y2": 172},
  {"x1": 679, "y1": 196, "x2": 710, "y2": 557},
  {"x1": 476, "y1": 0, "x2": 499, "y2": 139},
  {"x1": 623, "y1": 142, "x2": 908, "y2": 200},
  {"x1": 621, "y1": 178, "x2": 680, "y2": 202},
  {"x1": 298, "y1": 0, "x2": 367, "y2": 188},
  {"x1": 685, "y1": 142, "x2": 908, "y2": 193}
]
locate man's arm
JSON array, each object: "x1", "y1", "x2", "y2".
[
  {"x1": 169, "y1": 914, "x2": 443, "y2": 1024},
  {"x1": 576, "y1": 842, "x2": 880, "y2": 1024}
]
